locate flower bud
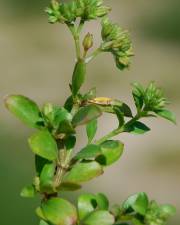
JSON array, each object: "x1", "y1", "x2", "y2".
[
  {"x1": 96, "y1": 6, "x2": 111, "y2": 17},
  {"x1": 83, "y1": 33, "x2": 93, "y2": 51}
]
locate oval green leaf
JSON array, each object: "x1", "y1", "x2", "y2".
[
  {"x1": 72, "y1": 105, "x2": 102, "y2": 127},
  {"x1": 40, "y1": 163, "x2": 56, "y2": 193},
  {"x1": 43, "y1": 104, "x2": 72, "y2": 129},
  {"x1": 96, "y1": 193, "x2": 109, "y2": 210},
  {"x1": 5, "y1": 95, "x2": 42, "y2": 128},
  {"x1": 58, "y1": 182, "x2": 81, "y2": 192},
  {"x1": 39, "y1": 220, "x2": 49, "y2": 225},
  {"x1": 78, "y1": 193, "x2": 97, "y2": 220},
  {"x1": 83, "y1": 210, "x2": 114, "y2": 225},
  {"x1": 75, "y1": 144, "x2": 101, "y2": 160},
  {"x1": 28, "y1": 129, "x2": 58, "y2": 161},
  {"x1": 42, "y1": 197, "x2": 77, "y2": 225},
  {"x1": 96, "y1": 140, "x2": 124, "y2": 166},
  {"x1": 35, "y1": 155, "x2": 51, "y2": 176},
  {"x1": 122, "y1": 192, "x2": 149, "y2": 216},
  {"x1": 20, "y1": 185, "x2": 36, "y2": 198},
  {"x1": 86, "y1": 119, "x2": 98, "y2": 144},
  {"x1": 156, "y1": 109, "x2": 176, "y2": 124},
  {"x1": 63, "y1": 161, "x2": 103, "y2": 184},
  {"x1": 36, "y1": 207, "x2": 47, "y2": 220}
]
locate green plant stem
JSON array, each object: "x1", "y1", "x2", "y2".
[
  {"x1": 96, "y1": 114, "x2": 141, "y2": 144},
  {"x1": 68, "y1": 20, "x2": 84, "y2": 60},
  {"x1": 95, "y1": 127, "x2": 124, "y2": 145},
  {"x1": 54, "y1": 148, "x2": 73, "y2": 189},
  {"x1": 68, "y1": 25, "x2": 81, "y2": 60},
  {"x1": 85, "y1": 47, "x2": 102, "y2": 63}
]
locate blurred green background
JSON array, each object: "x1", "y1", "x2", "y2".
[{"x1": 0, "y1": 0, "x2": 179, "y2": 224}]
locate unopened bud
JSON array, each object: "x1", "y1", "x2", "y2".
[
  {"x1": 51, "y1": 0, "x2": 60, "y2": 11},
  {"x1": 83, "y1": 33, "x2": 93, "y2": 51}
]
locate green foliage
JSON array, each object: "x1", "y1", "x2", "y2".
[
  {"x1": 41, "y1": 197, "x2": 77, "y2": 225},
  {"x1": 122, "y1": 192, "x2": 149, "y2": 216},
  {"x1": 86, "y1": 119, "x2": 98, "y2": 144},
  {"x1": 28, "y1": 129, "x2": 58, "y2": 161},
  {"x1": 4, "y1": 1, "x2": 176, "y2": 225},
  {"x1": 72, "y1": 105, "x2": 102, "y2": 126},
  {"x1": 63, "y1": 161, "x2": 103, "y2": 184},
  {"x1": 40, "y1": 163, "x2": 56, "y2": 193},
  {"x1": 20, "y1": 185, "x2": 36, "y2": 198},
  {"x1": 128, "y1": 121, "x2": 150, "y2": 134},
  {"x1": 83, "y1": 210, "x2": 114, "y2": 225},
  {"x1": 4, "y1": 95, "x2": 43, "y2": 128},
  {"x1": 96, "y1": 140, "x2": 124, "y2": 166}
]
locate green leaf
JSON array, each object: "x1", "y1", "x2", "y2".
[
  {"x1": 64, "y1": 95, "x2": 74, "y2": 112},
  {"x1": 58, "y1": 120, "x2": 75, "y2": 134},
  {"x1": 72, "y1": 105, "x2": 102, "y2": 127},
  {"x1": 36, "y1": 207, "x2": 47, "y2": 220},
  {"x1": 63, "y1": 161, "x2": 103, "y2": 184},
  {"x1": 83, "y1": 87, "x2": 96, "y2": 101},
  {"x1": 112, "y1": 100, "x2": 133, "y2": 118},
  {"x1": 40, "y1": 163, "x2": 55, "y2": 193},
  {"x1": 28, "y1": 129, "x2": 58, "y2": 161},
  {"x1": 159, "y1": 204, "x2": 176, "y2": 219},
  {"x1": 132, "y1": 82, "x2": 145, "y2": 110},
  {"x1": 42, "y1": 197, "x2": 77, "y2": 225},
  {"x1": 4, "y1": 95, "x2": 43, "y2": 128},
  {"x1": 20, "y1": 185, "x2": 36, "y2": 198},
  {"x1": 78, "y1": 193, "x2": 97, "y2": 220},
  {"x1": 83, "y1": 210, "x2": 114, "y2": 225},
  {"x1": 39, "y1": 220, "x2": 49, "y2": 225},
  {"x1": 113, "y1": 106, "x2": 125, "y2": 127},
  {"x1": 86, "y1": 119, "x2": 98, "y2": 143},
  {"x1": 110, "y1": 204, "x2": 121, "y2": 217},
  {"x1": 156, "y1": 109, "x2": 176, "y2": 124},
  {"x1": 72, "y1": 60, "x2": 86, "y2": 96},
  {"x1": 96, "y1": 140, "x2": 124, "y2": 166},
  {"x1": 75, "y1": 144, "x2": 101, "y2": 160},
  {"x1": 43, "y1": 104, "x2": 72, "y2": 129},
  {"x1": 96, "y1": 193, "x2": 109, "y2": 210},
  {"x1": 123, "y1": 192, "x2": 149, "y2": 216},
  {"x1": 64, "y1": 135, "x2": 76, "y2": 150},
  {"x1": 78, "y1": 193, "x2": 110, "y2": 220},
  {"x1": 35, "y1": 155, "x2": 51, "y2": 176},
  {"x1": 58, "y1": 182, "x2": 81, "y2": 191},
  {"x1": 131, "y1": 218, "x2": 144, "y2": 225},
  {"x1": 127, "y1": 121, "x2": 150, "y2": 134}
]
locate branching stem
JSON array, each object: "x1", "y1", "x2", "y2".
[
  {"x1": 85, "y1": 47, "x2": 102, "y2": 63},
  {"x1": 95, "y1": 114, "x2": 141, "y2": 144}
]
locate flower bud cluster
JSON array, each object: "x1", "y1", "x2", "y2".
[
  {"x1": 101, "y1": 18, "x2": 133, "y2": 70},
  {"x1": 133, "y1": 82, "x2": 167, "y2": 112},
  {"x1": 144, "y1": 82, "x2": 167, "y2": 112},
  {"x1": 46, "y1": 0, "x2": 110, "y2": 24}
]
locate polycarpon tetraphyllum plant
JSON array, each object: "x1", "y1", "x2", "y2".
[{"x1": 4, "y1": 1, "x2": 176, "y2": 225}]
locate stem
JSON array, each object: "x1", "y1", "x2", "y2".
[
  {"x1": 68, "y1": 20, "x2": 85, "y2": 60},
  {"x1": 95, "y1": 114, "x2": 141, "y2": 145},
  {"x1": 54, "y1": 148, "x2": 73, "y2": 189},
  {"x1": 68, "y1": 24, "x2": 81, "y2": 60},
  {"x1": 85, "y1": 47, "x2": 102, "y2": 63},
  {"x1": 95, "y1": 127, "x2": 124, "y2": 145}
]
